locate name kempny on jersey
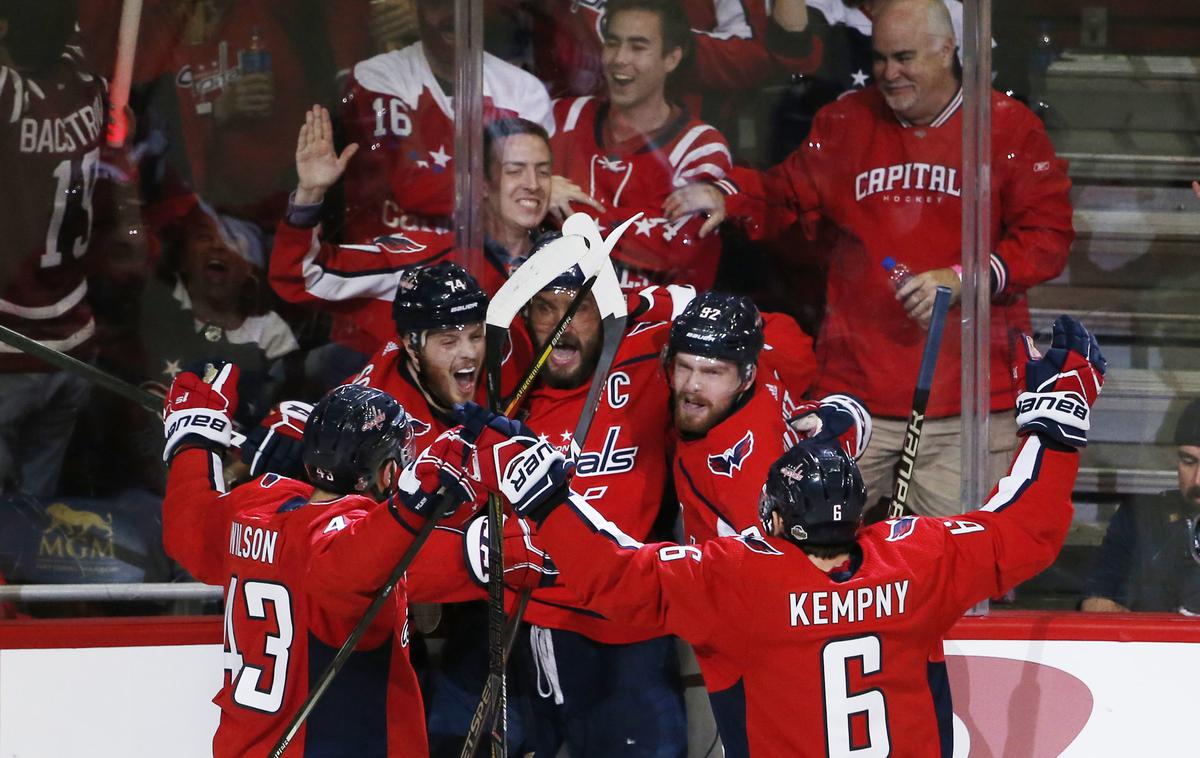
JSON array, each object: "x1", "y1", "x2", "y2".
[
  {"x1": 19, "y1": 93, "x2": 105, "y2": 155},
  {"x1": 856, "y1": 163, "x2": 961, "y2": 202},
  {"x1": 790, "y1": 579, "x2": 909, "y2": 627},
  {"x1": 229, "y1": 521, "x2": 279, "y2": 565}
]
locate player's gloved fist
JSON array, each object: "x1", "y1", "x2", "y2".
[
  {"x1": 163, "y1": 361, "x2": 240, "y2": 462},
  {"x1": 464, "y1": 515, "x2": 559, "y2": 591},
  {"x1": 788, "y1": 394, "x2": 872, "y2": 460},
  {"x1": 1013, "y1": 315, "x2": 1106, "y2": 449},
  {"x1": 241, "y1": 400, "x2": 312, "y2": 478},
  {"x1": 454, "y1": 402, "x2": 574, "y2": 523},
  {"x1": 393, "y1": 427, "x2": 481, "y2": 520}
]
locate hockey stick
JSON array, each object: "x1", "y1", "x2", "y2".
[
  {"x1": 270, "y1": 232, "x2": 596, "y2": 758},
  {"x1": 888, "y1": 285, "x2": 953, "y2": 519},
  {"x1": 460, "y1": 214, "x2": 634, "y2": 758},
  {"x1": 0, "y1": 324, "x2": 160, "y2": 413}
]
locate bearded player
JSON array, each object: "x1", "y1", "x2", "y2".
[{"x1": 468, "y1": 314, "x2": 1105, "y2": 757}]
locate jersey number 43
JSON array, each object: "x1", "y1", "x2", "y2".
[{"x1": 223, "y1": 575, "x2": 295, "y2": 714}]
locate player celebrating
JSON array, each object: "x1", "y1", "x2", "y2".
[
  {"x1": 161, "y1": 369, "x2": 485, "y2": 757},
  {"x1": 508, "y1": 267, "x2": 695, "y2": 755},
  {"x1": 667, "y1": 290, "x2": 864, "y2": 546},
  {"x1": 247, "y1": 261, "x2": 490, "y2": 484},
  {"x1": 548, "y1": 0, "x2": 736, "y2": 291},
  {"x1": 468, "y1": 314, "x2": 1106, "y2": 757}
]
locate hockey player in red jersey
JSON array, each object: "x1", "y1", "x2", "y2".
[
  {"x1": 468, "y1": 314, "x2": 1106, "y2": 758},
  {"x1": 339, "y1": 0, "x2": 552, "y2": 244},
  {"x1": 161, "y1": 367, "x2": 492, "y2": 757},
  {"x1": 270, "y1": 106, "x2": 553, "y2": 363},
  {"x1": 736, "y1": 0, "x2": 1074, "y2": 517},
  {"x1": 0, "y1": 1, "x2": 106, "y2": 496},
  {"x1": 547, "y1": 0, "x2": 735, "y2": 291},
  {"x1": 503, "y1": 265, "x2": 694, "y2": 755},
  {"x1": 666, "y1": 291, "x2": 863, "y2": 547}
]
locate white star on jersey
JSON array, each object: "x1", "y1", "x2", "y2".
[
  {"x1": 851, "y1": 70, "x2": 870, "y2": 87},
  {"x1": 634, "y1": 216, "x2": 660, "y2": 237},
  {"x1": 560, "y1": 430, "x2": 574, "y2": 443},
  {"x1": 163, "y1": 359, "x2": 182, "y2": 379},
  {"x1": 429, "y1": 145, "x2": 452, "y2": 168}
]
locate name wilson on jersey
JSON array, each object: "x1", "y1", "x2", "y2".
[
  {"x1": 229, "y1": 522, "x2": 279, "y2": 565},
  {"x1": 19, "y1": 93, "x2": 105, "y2": 155},
  {"x1": 790, "y1": 579, "x2": 909, "y2": 627},
  {"x1": 855, "y1": 163, "x2": 961, "y2": 202}
]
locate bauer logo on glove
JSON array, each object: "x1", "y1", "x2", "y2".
[{"x1": 494, "y1": 436, "x2": 564, "y2": 508}]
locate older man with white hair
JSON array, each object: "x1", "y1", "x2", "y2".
[{"x1": 744, "y1": 0, "x2": 1074, "y2": 518}]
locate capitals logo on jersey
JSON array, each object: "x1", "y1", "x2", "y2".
[
  {"x1": 407, "y1": 417, "x2": 433, "y2": 439},
  {"x1": 372, "y1": 234, "x2": 428, "y2": 255},
  {"x1": 707, "y1": 430, "x2": 754, "y2": 478}
]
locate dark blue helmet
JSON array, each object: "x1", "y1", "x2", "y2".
[
  {"x1": 303, "y1": 385, "x2": 415, "y2": 495},
  {"x1": 758, "y1": 443, "x2": 866, "y2": 547},
  {"x1": 668, "y1": 291, "x2": 764, "y2": 372},
  {"x1": 392, "y1": 261, "x2": 487, "y2": 336}
]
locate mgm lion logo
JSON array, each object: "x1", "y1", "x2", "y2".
[{"x1": 44, "y1": 503, "x2": 114, "y2": 540}]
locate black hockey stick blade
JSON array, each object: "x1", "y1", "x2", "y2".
[{"x1": 888, "y1": 285, "x2": 952, "y2": 519}]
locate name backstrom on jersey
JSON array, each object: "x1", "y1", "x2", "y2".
[
  {"x1": 790, "y1": 580, "x2": 909, "y2": 627},
  {"x1": 19, "y1": 93, "x2": 105, "y2": 155}
]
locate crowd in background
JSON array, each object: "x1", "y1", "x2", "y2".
[{"x1": 0, "y1": 0, "x2": 1194, "y2": 621}]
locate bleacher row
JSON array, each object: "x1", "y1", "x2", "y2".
[{"x1": 1028, "y1": 52, "x2": 1200, "y2": 552}]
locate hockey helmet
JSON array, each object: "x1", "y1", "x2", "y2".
[
  {"x1": 303, "y1": 385, "x2": 415, "y2": 494},
  {"x1": 758, "y1": 442, "x2": 867, "y2": 546},
  {"x1": 667, "y1": 291, "x2": 764, "y2": 372},
  {"x1": 524, "y1": 232, "x2": 588, "y2": 293},
  {"x1": 392, "y1": 261, "x2": 487, "y2": 336}
]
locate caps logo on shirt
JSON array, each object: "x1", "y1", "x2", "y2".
[{"x1": 708, "y1": 430, "x2": 755, "y2": 478}]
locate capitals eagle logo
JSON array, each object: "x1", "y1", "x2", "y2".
[{"x1": 707, "y1": 431, "x2": 754, "y2": 478}]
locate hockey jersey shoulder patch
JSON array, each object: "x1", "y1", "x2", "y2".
[
  {"x1": 708, "y1": 431, "x2": 754, "y2": 478},
  {"x1": 884, "y1": 515, "x2": 919, "y2": 542}
]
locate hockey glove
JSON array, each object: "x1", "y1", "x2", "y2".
[
  {"x1": 788, "y1": 394, "x2": 873, "y2": 460},
  {"x1": 1013, "y1": 315, "x2": 1106, "y2": 449},
  {"x1": 393, "y1": 427, "x2": 481, "y2": 521},
  {"x1": 163, "y1": 362, "x2": 240, "y2": 462},
  {"x1": 456, "y1": 402, "x2": 574, "y2": 523},
  {"x1": 464, "y1": 514, "x2": 559, "y2": 591},
  {"x1": 241, "y1": 400, "x2": 312, "y2": 478}
]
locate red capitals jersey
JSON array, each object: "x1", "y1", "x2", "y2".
[
  {"x1": 162, "y1": 448, "x2": 428, "y2": 758},
  {"x1": 541, "y1": 435, "x2": 1077, "y2": 757},
  {"x1": 675, "y1": 373, "x2": 805, "y2": 547},
  {"x1": 514, "y1": 285, "x2": 694, "y2": 643},
  {"x1": 529, "y1": 0, "x2": 773, "y2": 100},
  {"x1": 674, "y1": 311, "x2": 818, "y2": 545},
  {"x1": 750, "y1": 87, "x2": 1073, "y2": 418},
  {"x1": 0, "y1": 44, "x2": 105, "y2": 373},
  {"x1": 340, "y1": 42, "x2": 552, "y2": 242},
  {"x1": 551, "y1": 96, "x2": 734, "y2": 290},
  {"x1": 269, "y1": 220, "x2": 524, "y2": 353}
]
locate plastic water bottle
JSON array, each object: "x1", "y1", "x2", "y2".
[
  {"x1": 882, "y1": 256, "x2": 913, "y2": 290},
  {"x1": 240, "y1": 27, "x2": 273, "y2": 77},
  {"x1": 1030, "y1": 21, "x2": 1057, "y2": 77}
]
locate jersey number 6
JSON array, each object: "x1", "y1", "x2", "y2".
[
  {"x1": 822, "y1": 635, "x2": 890, "y2": 757},
  {"x1": 223, "y1": 576, "x2": 295, "y2": 714}
]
